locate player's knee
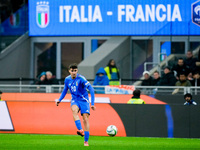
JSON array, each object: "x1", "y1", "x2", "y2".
[
  {"x1": 83, "y1": 114, "x2": 89, "y2": 122},
  {"x1": 72, "y1": 110, "x2": 78, "y2": 115},
  {"x1": 71, "y1": 107, "x2": 78, "y2": 113},
  {"x1": 71, "y1": 105, "x2": 79, "y2": 112},
  {"x1": 72, "y1": 109, "x2": 78, "y2": 114}
]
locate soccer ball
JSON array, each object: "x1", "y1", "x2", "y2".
[{"x1": 106, "y1": 125, "x2": 118, "y2": 136}]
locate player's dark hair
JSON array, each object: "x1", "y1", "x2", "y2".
[
  {"x1": 0, "y1": 91, "x2": 2, "y2": 94},
  {"x1": 69, "y1": 63, "x2": 78, "y2": 70},
  {"x1": 184, "y1": 93, "x2": 192, "y2": 99},
  {"x1": 133, "y1": 89, "x2": 141, "y2": 97}
]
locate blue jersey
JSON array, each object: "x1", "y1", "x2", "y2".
[
  {"x1": 184, "y1": 100, "x2": 197, "y2": 105},
  {"x1": 58, "y1": 74, "x2": 95, "y2": 105}
]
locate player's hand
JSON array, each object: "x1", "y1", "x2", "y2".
[
  {"x1": 56, "y1": 101, "x2": 60, "y2": 106},
  {"x1": 91, "y1": 105, "x2": 96, "y2": 111}
]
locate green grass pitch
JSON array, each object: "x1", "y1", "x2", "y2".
[{"x1": 0, "y1": 134, "x2": 200, "y2": 150}]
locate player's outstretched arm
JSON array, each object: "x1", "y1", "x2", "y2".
[
  {"x1": 56, "y1": 83, "x2": 68, "y2": 106},
  {"x1": 87, "y1": 84, "x2": 96, "y2": 110}
]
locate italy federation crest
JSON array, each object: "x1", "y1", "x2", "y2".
[
  {"x1": 36, "y1": 1, "x2": 49, "y2": 28},
  {"x1": 192, "y1": 0, "x2": 200, "y2": 27}
]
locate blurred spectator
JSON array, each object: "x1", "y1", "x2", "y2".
[
  {"x1": 193, "y1": 48, "x2": 200, "y2": 73},
  {"x1": 175, "y1": 72, "x2": 192, "y2": 86},
  {"x1": 93, "y1": 67, "x2": 109, "y2": 94},
  {"x1": 127, "y1": 89, "x2": 145, "y2": 104},
  {"x1": 172, "y1": 58, "x2": 190, "y2": 79},
  {"x1": 158, "y1": 66, "x2": 177, "y2": 86},
  {"x1": 104, "y1": 59, "x2": 120, "y2": 85},
  {"x1": 0, "y1": 91, "x2": 3, "y2": 101},
  {"x1": 35, "y1": 72, "x2": 47, "y2": 85},
  {"x1": 190, "y1": 71, "x2": 200, "y2": 86},
  {"x1": 194, "y1": 61, "x2": 200, "y2": 73},
  {"x1": 46, "y1": 71, "x2": 58, "y2": 85},
  {"x1": 184, "y1": 93, "x2": 197, "y2": 105},
  {"x1": 187, "y1": 72, "x2": 193, "y2": 81},
  {"x1": 152, "y1": 71, "x2": 161, "y2": 85},
  {"x1": 93, "y1": 67, "x2": 109, "y2": 86},
  {"x1": 172, "y1": 73, "x2": 191, "y2": 95},
  {"x1": 184, "y1": 50, "x2": 198, "y2": 72},
  {"x1": 141, "y1": 71, "x2": 153, "y2": 86}
]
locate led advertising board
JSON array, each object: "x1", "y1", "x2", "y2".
[{"x1": 29, "y1": 0, "x2": 200, "y2": 36}]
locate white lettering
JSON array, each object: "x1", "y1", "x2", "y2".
[
  {"x1": 172, "y1": 4, "x2": 182, "y2": 21},
  {"x1": 59, "y1": 5, "x2": 102, "y2": 23},
  {"x1": 71, "y1": 6, "x2": 80, "y2": 22},
  {"x1": 59, "y1": 4, "x2": 182, "y2": 23},
  {"x1": 118, "y1": 5, "x2": 125, "y2": 22},
  {"x1": 156, "y1": 4, "x2": 166, "y2": 22},
  {"x1": 118, "y1": 4, "x2": 181, "y2": 22},
  {"x1": 81, "y1": 5, "x2": 87, "y2": 22},
  {"x1": 92, "y1": 5, "x2": 102, "y2": 22},
  {"x1": 145, "y1": 5, "x2": 155, "y2": 22},
  {"x1": 167, "y1": 5, "x2": 171, "y2": 21},
  {"x1": 126, "y1": 5, "x2": 135, "y2": 22},
  {"x1": 135, "y1": 5, "x2": 145, "y2": 21},
  {"x1": 59, "y1": 6, "x2": 63, "y2": 22},
  {"x1": 88, "y1": 5, "x2": 92, "y2": 22},
  {"x1": 64, "y1": 6, "x2": 71, "y2": 22},
  {"x1": 195, "y1": 18, "x2": 200, "y2": 21}
]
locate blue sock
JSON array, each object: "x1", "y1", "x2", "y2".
[
  {"x1": 84, "y1": 131, "x2": 89, "y2": 142},
  {"x1": 75, "y1": 120, "x2": 82, "y2": 130}
]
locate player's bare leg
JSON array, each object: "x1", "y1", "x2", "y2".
[
  {"x1": 83, "y1": 113, "x2": 90, "y2": 146},
  {"x1": 71, "y1": 105, "x2": 80, "y2": 121},
  {"x1": 71, "y1": 105, "x2": 84, "y2": 137},
  {"x1": 83, "y1": 113, "x2": 90, "y2": 131}
]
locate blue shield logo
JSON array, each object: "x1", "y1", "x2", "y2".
[
  {"x1": 36, "y1": 1, "x2": 50, "y2": 28},
  {"x1": 192, "y1": 0, "x2": 200, "y2": 27}
]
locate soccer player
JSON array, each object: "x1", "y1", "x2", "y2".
[{"x1": 56, "y1": 63, "x2": 96, "y2": 146}]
